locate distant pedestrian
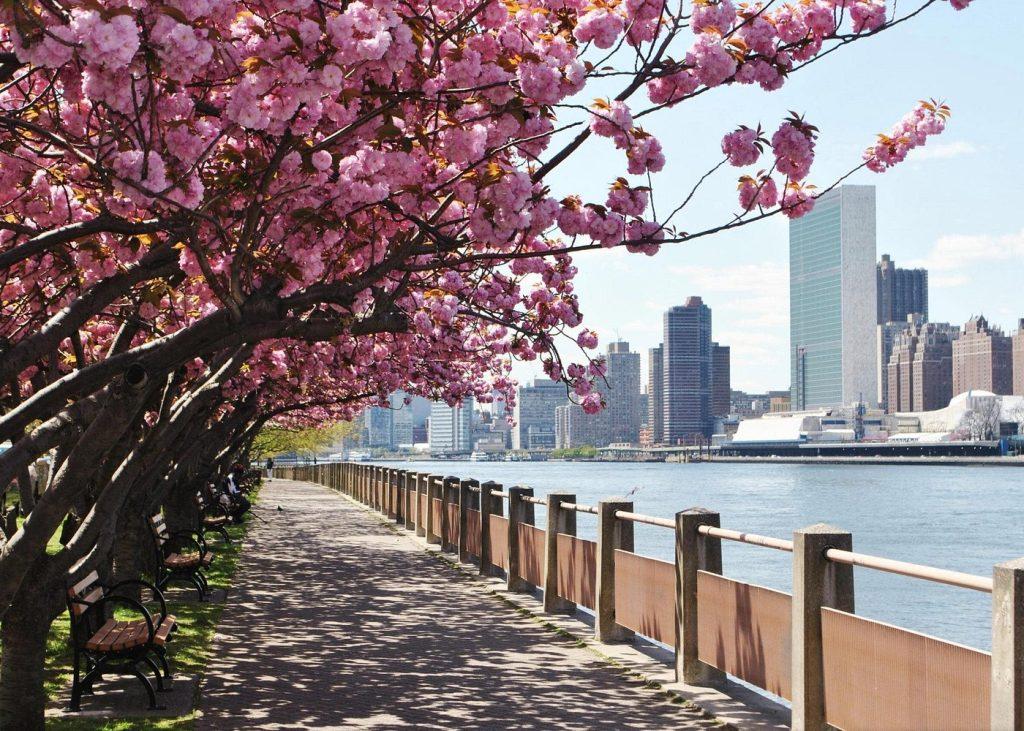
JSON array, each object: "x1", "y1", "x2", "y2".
[{"x1": 265, "y1": 457, "x2": 274, "y2": 478}]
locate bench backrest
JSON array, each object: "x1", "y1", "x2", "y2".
[
  {"x1": 67, "y1": 570, "x2": 103, "y2": 618},
  {"x1": 149, "y1": 513, "x2": 171, "y2": 546}
]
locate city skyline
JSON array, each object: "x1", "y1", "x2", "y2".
[{"x1": 510, "y1": 1, "x2": 1022, "y2": 393}]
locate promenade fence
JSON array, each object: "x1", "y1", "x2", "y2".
[{"x1": 275, "y1": 463, "x2": 1024, "y2": 731}]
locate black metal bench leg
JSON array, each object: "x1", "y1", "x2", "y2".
[
  {"x1": 142, "y1": 655, "x2": 167, "y2": 692},
  {"x1": 69, "y1": 649, "x2": 83, "y2": 711},
  {"x1": 188, "y1": 575, "x2": 206, "y2": 600},
  {"x1": 79, "y1": 658, "x2": 107, "y2": 699},
  {"x1": 216, "y1": 526, "x2": 232, "y2": 544},
  {"x1": 128, "y1": 665, "x2": 162, "y2": 710},
  {"x1": 156, "y1": 647, "x2": 173, "y2": 679}
]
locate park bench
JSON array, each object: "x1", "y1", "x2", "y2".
[
  {"x1": 194, "y1": 487, "x2": 232, "y2": 545},
  {"x1": 148, "y1": 513, "x2": 213, "y2": 600},
  {"x1": 66, "y1": 570, "x2": 177, "y2": 711}
]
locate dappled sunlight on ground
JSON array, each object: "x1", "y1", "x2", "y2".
[{"x1": 197, "y1": 480, "x2": 715, "y2": 729}]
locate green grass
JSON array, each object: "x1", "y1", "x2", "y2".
[{"x1": 37, "y1": 487, "x2": 259, "y2": 731}]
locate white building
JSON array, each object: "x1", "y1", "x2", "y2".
[
  {"x1": 790, "y1": 185, "x2": 878, "y2": 410},
  {"x1": 428, "y1": 398, "x2": 474, "y2": 455}
]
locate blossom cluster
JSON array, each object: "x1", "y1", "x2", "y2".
[{"x1": 863, "y1": 101, "x2": 951, "y2": 173}]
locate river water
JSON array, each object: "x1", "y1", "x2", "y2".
[{"x1": 380, "y1": 460, "x2": 1022, "y2": 652}]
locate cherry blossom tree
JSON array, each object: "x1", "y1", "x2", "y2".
[{"x1": 0, "y1": 0, "x2": 971, "y2": 724}]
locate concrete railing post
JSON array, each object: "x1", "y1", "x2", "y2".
[
  {"x1": 458, "y1": 479, "x2": 479, "y2": 563},
  {"x1": 393, "y1": 469, "x2": 404, "y2": 523},
  {"x1": 403, "y1": 472, "x2": 414, "y2": 530},
  {"x1": 675, "y1": 508, "x2": 725, "y2": 685},
  {"x1": 543, "y1": 492, "x2": 576, "y2": 614},
  {"x1": 389, "y1": 469, "x2": 398, "y2": 519},
  {"x1": 479, "y1": 481, "x2": 498, "y2": 575},
  {"x1": 425, "y1": 476, "x2": 442, "y2": 545},
  {"x1": 792, "y1": 524, "x2": 854, "y2": 731},
  {"x1": 414, "y1": 474, "x2": 427, "y2": 537},
  {"x1": 441, "y1": 476, "x2": 459, "y2": 552},
  {"x1": 596, "y1": 499, "x2": 634, "y2": 643},
  {"x1": 992, "y1": 557, "x2": 1024, "y2": 730},
  {"x1": 506, "y1": 486, "x2": 534, "y2": 592}
]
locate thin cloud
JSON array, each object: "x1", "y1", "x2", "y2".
[
  {"x1": 908, "y1": 229, "x2": 1024, "y2": 283},
  {"x1": 912, "y1": 140, "x2": 979, "y2": 161}
]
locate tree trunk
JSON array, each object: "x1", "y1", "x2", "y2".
[
  {"x1": 111, "y1": 510, "x2": 150, "y2": 598},
  {"x1": 17, "y1": 466, "x2": 34, "y2": 514},
  {"x1": 0, "y1": 574, "x2": 61, "y2": 730},
  {"x1": 163, "y1": 482, "x2": 197, "y2": 534}
]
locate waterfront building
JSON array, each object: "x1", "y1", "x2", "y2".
[
  {"x1": 1014, "y1": 320, "x2": 1024, "y2": 396},
  {"x1": 711, "y1": 343, "x2": 731, "y2": 418},
  {"x1": 392, "y1": 403, "x2": 414, "y2": 447},
  {"x1": 768, "y1": 390, "x2": 791, "y2": 413},
  {"x1": 790, "y1": 185, "x2": 878, "y2": 409},
  {"x1": 647, "y1": 344, "x2": 664, "y2": 444},
  {"x1": 428, "y1": 398, "x2": 474, "y2": 455},
  {"x1": 512, "y1": 378, "x2": 568, "y2": 450},
  {"x1": 730, "y1": 390, "x2": 770, "y2": 418},
  {"x1": 663, "y1": 297, "x2": 713, "y2": 443},
  {"x1": 953, "y1": 316, "x2": 1013, "y2": 396},
  {"x1": 473, "y1": 432, "x2": 506, "y2": 454},
  {"x1": 364, "y1": 406, "x2": 394, "y2": 449},
  {"x1": 887, "y1": 319, "x2": 958, "y2": 413},
  {"x1": 877, "y1": 318, "x2": 914, "y2": 412},
  {"x1": 876, "y1": 253, "x2": 928, "y2": 325},
  {"x1": 602, "y1": 341, "x2": 642, "y2": 444},
  {"x1": 554, "y1": 403, "x2": 602, "y2": 449}
]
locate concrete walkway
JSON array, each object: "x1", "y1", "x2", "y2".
[{"x1": 197, "y1": 479, "x2": 717, "y2": 729}]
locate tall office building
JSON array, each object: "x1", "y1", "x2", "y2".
[
  {"x1": 711, "y1": 343, "x2": 731, "y2": 418},
  {"x1": 512, "y1": 378, "x2": 568, "y2": 450},
  {"x1": 663, "y1": 297, "x2": 713, "y2": 443},
  {"x1": 877, "y1": 318, "x2": 915, "y2": 412},
  {"x1": 953, "y1": 316, "x2": 1013, "y2": 396},
  {"x1": 647, "y1": 344, "x2": 664, "y2": 444},
  {"x1": 602, "y1": 341, "x2": 642, "y2": 444},
  {"x1": 877, "y1": 254, "x2": 928, "y2": 325},
  {"x1": 790, "y1": 185, "x2": 878, "y2": 410},
  {"x1": 1014, "y1": 320, "x2": 1024, "y2": 396},
  {"x1": 554, "y1": 403, "x2": 602, "y2": 449},
  {"x1": 392, "y1": 406, "x2": 414, "y2": 447},
  {"x1": 364, "y1": 406, "x2": 394, "y2": 448},
  {"x1": 428, "y1": 398, "x2": 474, "y2": 455},
  {"x1": 887, "y1": 320, "x2": 958, "y2": 413}
]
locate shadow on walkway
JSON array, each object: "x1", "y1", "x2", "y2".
[{"x1": 197, "y1": 480, "x2": 715, "y2": 729}]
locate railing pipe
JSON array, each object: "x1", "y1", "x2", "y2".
[
  {"x1": 614, "y1": 510, "x2": 674, "y2": 529},
  {"x1": 699, "y1": 525, "x2": 794, "y2": 552},
  {"x1": 825, "y1": 548, "x2": 993, "y2": 593},
  {"x1": 559, "y1": 501, "x2": 598, "y2": 515}
]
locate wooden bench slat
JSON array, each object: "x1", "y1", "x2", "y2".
[
  {"x1": 70, "y1": 571, "x2": 100, "y2": 598},
  {"x1": 117, "y1": 623, "x2": 147, "y2": 651},
  {"x1": 85, "y1": 619, "x2": 118, "y2": 650},
  {"x1": 87, "y1": 620, "x2": 125, "y2": 651}
]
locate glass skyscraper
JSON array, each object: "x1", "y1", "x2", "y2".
[{"x1": 790, "y1": 185, "x2": 878, "y2": 410}]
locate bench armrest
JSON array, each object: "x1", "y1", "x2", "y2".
[
  {"x1": 108, "y1": 579, "x2": 168, "y2": 621},
  {"x1": 168, "y1": 530, "x2": 207, "y2": 560}
]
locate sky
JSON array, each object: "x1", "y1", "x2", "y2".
[{"x1": 511, "y1": 1, "x2": 1024, "y2": 394}]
